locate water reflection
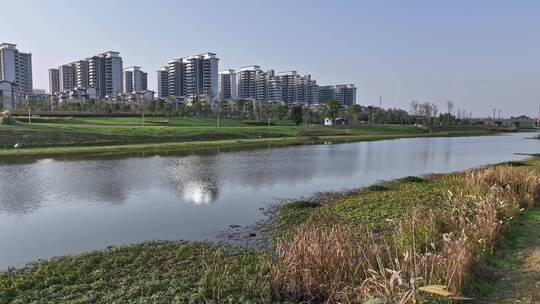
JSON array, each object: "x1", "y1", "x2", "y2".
[
  {"x1": 0, "y1": 133, "x2": 539, "y2": 269},
  {"x1": 0, "y1": 134, "x2": 537, "y2": 215}
]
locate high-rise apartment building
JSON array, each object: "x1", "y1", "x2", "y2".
[
  {"x1": 292, "y1": 74, "x2": 319, "y2": 104},
  {"x1": 318, "y1": 85, "x2": 336, "y2": 103},
  {"x1": 267, "y1": 70, "x2": 282, "y2": 103},
  {"x1": 74, "y1": 60, "x2": 89, "y2": 88},
  {"x1": 256, "y1": 70, "x2": 271, "y2": 102},
  {"x1": 277, "y1": 71, "x2": 300, "y2": 104},
  {"x1": 167, "y1": 60, "x2": 183, "y2": 97},
  {"x1": 305, "y1": 77, "x2": 319, "y2": 104},
  {"x1": 104, "y1": 52, "x2": 123, "y2": 96},
  {"x1": 123, "y1": 66, "x2": 147, "y2": 93},
  {"x1": 162, "y1": 53, "x2": 219, "y2": 103},
  {"x1": 51, "y1": 51, "x2": 123, "y2": 98},
  {"x1": 157, "y1": 67, "x2": 169, "y2": 98},
  {"x1": 335, "y1": 84, "x2": 357, "y2": 106},
  {"x1": 48, "y1": 68, "x2": 60, "y2": 94},
  {"x1": 237, "y1": 66, "x2": 274, "y2": 102},
  {"x1": 235, "y1": 66, "x2": 325, "y2": 104},
  {"x1": 238, "y1": 66, "x2": 261, "y2": 100},
  {"x1": 0, "y1": 43, "x2": 33, "y2": 97},
  {"x1": 58, "y1": 64, "x2": 75, "y2": 92},
  {"x1": 0, "y1": 80, "x2": 17, "y2": 109},
  {"x1": 224, "y1": 62, "x2": 356, "y2": 106},
  {"x1": 217, "y1": 69, "x2": 237, "y2": 101}
]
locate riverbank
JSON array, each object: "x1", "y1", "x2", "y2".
[
  {"x1": 0, "y1": 118, "x2": 492, "y2": 160},
  {"x1": 2, "y1": 159, "x2": 538, "y2": 303}
]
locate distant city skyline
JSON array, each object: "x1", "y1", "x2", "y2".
[{"x1": 1, "y1": 0, "x2": 539, "y2": 116}]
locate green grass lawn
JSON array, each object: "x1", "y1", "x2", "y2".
[
  {"x1": 0, "y1": 242, "x2": 273, "y2": 304},
  {"x1": 0, "y1": 117, "x2": 491, "y2": 160},
  {"x1": 269, "y1": 176, "x2": 448, "y2": 238},
  {"x1": 13, "y1": 116, "x2": 290, "y2": 127}
]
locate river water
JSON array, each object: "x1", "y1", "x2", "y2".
[{"x1": 0, "y1": 132, "x2": 538, "y2": 269}]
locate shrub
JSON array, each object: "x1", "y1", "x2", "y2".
[{"x1": 0, "y1": 116, "x2": 17, "y2": 125}]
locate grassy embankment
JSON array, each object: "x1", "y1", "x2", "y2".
[
  {"x1": 0, "y1": 116, "x2": 491, "y2": 159},
  {"x1": 1, "y1": 158, "x2": 539, "y2": 303}
]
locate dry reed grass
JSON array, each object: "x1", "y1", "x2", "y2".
[{"x1": 272, "y1": 165, "x2": 540, "y2": 303}]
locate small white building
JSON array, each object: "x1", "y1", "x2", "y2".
[
  {"x1": 54, "y1": 86, "x2": 98, "y2": 103},
  {"x1": 115, "y1": 90, "x2": 155, "y2": 106},
  {"x1": 324, "y1": 118, "x2": 333, "y2": 126}
]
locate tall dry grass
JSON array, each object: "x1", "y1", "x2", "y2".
[{"x1": 272, "y1": 165, "x2": 540, "y2": 303}]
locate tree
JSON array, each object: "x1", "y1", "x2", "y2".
[
  {"x1": 234, "y1": 99, "x2": 246, "y2": 119},
  {"x1": 324, "y1": 100, "x2": 341, "y2": 121},
  {"x1": 139, "y1": 97, "x2": 150, "y2": 126},
  {"x1": 274, "y1": 104, "x2": 287, "y2": 121},
  {"x1": 258, "y1": 101, "x2": 273, "y2": 126},
  {"x1": 201, "y1": 100, "x2": 212, "y2": 117},
  {"x1": 410, "y1": 101, "x2": 438, "y2": 125},
  {"x1": 346, "y1": 105, "x2": 361, "y2": 125},
  {"x1": 439, "y1": 113, "x2": 456, "y2": 125},
  {"x1": 446, "y1": 100, "x2": 455, "y2": 125},
  {"x1": 290, "y1": 105, "x2": 303, "y2": 126},
  {"x1": 245, "y1": 101, "x2": 255, "y2": 120}
]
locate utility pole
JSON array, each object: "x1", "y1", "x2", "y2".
[
  {"x1": 141, "y1": 99, "x2": 145, "y2": 127},
  {"x1": 379, "y1": 96, "x2": 382, "y2": 109},
  {"x1": 217, "y1": 101, "x2": 220, "y2": 128},
  {"x1": 493, "y1": 108, "x2": 496, "y2": 120},
  {"x1": 498, "y1": 110, "x2": 502, "y2": 120},
  {"x1": 537, "y1": 104, "x2": 540, "y2": 128}
]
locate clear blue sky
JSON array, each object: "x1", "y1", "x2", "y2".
[{"x1": 2, "y1": 0, "x2": 539, "y2": 117}]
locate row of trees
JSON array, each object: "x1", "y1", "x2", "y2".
[{"x1": 3, "y1": 96, "x2": 472, "y2": 126}]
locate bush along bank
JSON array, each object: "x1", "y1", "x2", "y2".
[{"x1": 1, "y1": 162, "x2": 539, "y2": 303}]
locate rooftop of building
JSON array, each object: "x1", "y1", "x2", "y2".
[
  {"x1": 171, "y1": 52, "x2": 219, "y2": 62},
  {"x1": 239, "y1": 65, "x2": 261, "y2": 71},
  {"x1": 124, "y1": 66, "x2": 142, "y2": 71},
  {"x1": 336, "y1": 84, "x2": 356, "y2": 88},
  {"x1": 218, "y1": 69, "x2": 236, "y2": 74},
  {"x1": 278, "y1": 71, "x2": 298, "y2": 75},
  {"x1": 0, "y1": 43, "x2": 17, "y2": 49},
  {"x1": 0, "y1": 43, "x2": 31, "y2": 54},
  {"x1": 100, "y1": 51, "x2": 121, "y2": 57}
]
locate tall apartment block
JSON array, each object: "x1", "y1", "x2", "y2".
[
  {"x1": 157, "y1": 67, "x2": 169, "y2": 98},
  {"x1": 267, "y1": 70, "x2": 282, "y2": 103},
  {"x1": 238, "y1": 66, "x2": 276, "y2": 102},
  {"x1": 318, "y1": 85, "x2": 336, "y2": 103},
  {"x1": 74, "y1": 60, "x2": 89, "y2": 88},
  {"x1": 58, "y1": 64, "x2": 75, "y2": 93},
  {"x1": 277, "y1": 71, "x2": 298, "y2": 104},
  {"x1": 161, "y1": 53, "x2": 219, "y2": 103},
  {"x1": 225, "y1": 61, "x2": 358, "y2": 106},
  {"x1": 238, "y1": 66, "x2": 260, "y2": 100},
  {"x1": 48, "y1": 68, "x2": 60, "y2": 95},
  {"x1": 217, "y1": 69, "x2": 237, "y2": 101},
  {"x1": 236, "y1": 67, "x2": 322, "y2": 104},
  {"x1": 51, "y1": 51, "x2": 123, "y2": 98},
  {"x1": 123, "y1": 66, "x2": 148, "y2": 93},
  {"x1": 0, "y1": 43, "x2": 33, "y2": 96},
  {"x1": 335, "y1": 84, "x2": 357, "y2": 106}
]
